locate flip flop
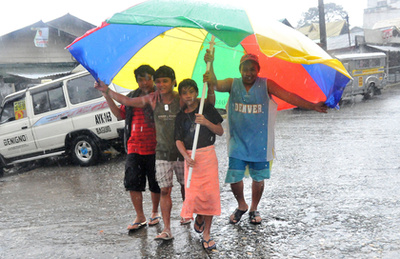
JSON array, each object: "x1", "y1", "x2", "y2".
[
  {"x1": 127, "y1": 221, "x2": 147, "y2": 231},
  {"x1": 180, "y1": 217, "x2": 191, "y2": 225},
  {"x1": 194, "y1": 216, "x2": 205, "y2": 233},
  {"x1": 249, "y1": 210, "x2": 262, "y2": 225},
  {"x1": 229, "y1": 208, "x2": 248, "y2": 224},
  {"x1": 148, "y1": 216, "x2": 161, "y2": 226},
  {"x1": 202, "y1": 238, "x2": 217, "y2": 251},
  {"x1": 154, "y1": 232, "x2": 174, "y2": 241}
]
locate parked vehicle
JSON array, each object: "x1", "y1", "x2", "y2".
[
  {"x1": 0, "y1": 71, "x2": 128, "y2": 177},
  {"x1": 336, "y1": 52, "x2": 387, "y2": 99}
]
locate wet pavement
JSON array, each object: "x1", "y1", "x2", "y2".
[{"x1": 1, "y1": 86, "x2": 400, "y2": 258}]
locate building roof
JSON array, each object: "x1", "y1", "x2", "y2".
[
  {"x1": 327, "y1": 30, "x2": 364, "y2": 50},
  {"x1": 298, "y1": 20, "x2": 348, "y2": 40},
  {"x1": 0, "y1": 15, "x2": 95, "y2": 82},
  {"x1": 0, "y1": 21, "x2": 78, "y2": 65},
  {"x1": 367, "y1": 44, "x2": 400, "y2": 52},
  {"x1": 278, "y1": 18, "x2": 293, "y2": 28},
  {"x1": 46, "y1": 14, "x2": 96, "y2": 37},
  {"x1": 5, "y1": 65, "x2": 77, "y2": 80}
]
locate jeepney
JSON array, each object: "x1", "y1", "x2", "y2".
[{"x1": 336, "y1": 52, "x2": 387, "y2": 99}]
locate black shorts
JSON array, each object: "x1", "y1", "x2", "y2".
[{"x1": 124, "y1": 153, "x2": 160, "y2": 193}]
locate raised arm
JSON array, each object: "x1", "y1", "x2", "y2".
[
  {"x1": 267, "y1": 79, "x2": 328, "y2": 113},
  {"x1": 94, "y1": 80, "x2": 150, "y2": 108},
  {"x1": 205, "y1": 82, "x2": 215, "y2": 105},
  {"x1": 203, "y1": 49, "x2": 233, "y2": 93},
  {"x1": 102, "y1": 92, "x2": 123, "y2": 120}
]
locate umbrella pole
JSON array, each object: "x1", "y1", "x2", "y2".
[{"x1": 186, "y1": 35, "x2": 216, "y2": 189}]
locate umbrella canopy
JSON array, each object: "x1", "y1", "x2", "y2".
[{"x1": 67, "y1": 0, "x2": 351, "y2": 110}]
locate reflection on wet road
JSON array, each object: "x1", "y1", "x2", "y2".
[{"x1": 1, "y1": 86, "x2": 400, "y2": 258}]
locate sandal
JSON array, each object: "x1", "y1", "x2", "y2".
[
  {"x1": 154, "y1": 231, "x2": 174, "y2": 241},
  {"x1": 229, "y1": 208, "x2": 248, "y2": 224},
  {"x1": 180, "y1": 217, "x2": 191, "y2": 225},
  {"x1": 148, "y1": 215, "x2": 161, "y2": 226},
  {"x1": 127, "y1": 221, "x2": 147, "y2": 231},
  {"x1": 194, "y1": 216, "x2": 205, "y2": 233},
  {"x1": 249, "y1": 210, "x2": 262, "y2": 225},
  {"x1": 202, "y1": 238, "x2": 217, "y2": 251}
]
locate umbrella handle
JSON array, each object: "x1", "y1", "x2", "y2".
[{"x1": 186, "y1": 35, "x2": 216, "y2": 189}]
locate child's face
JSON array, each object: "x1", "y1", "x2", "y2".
[
  {"x1": 155, "y1": 77, "x2": 175, "y2": 95},
  {"x1": 180, "y1": 87, "x2": 198, "y2": 106},
  {"x1": 136, "y1": 73, "x2": 154, "y2": 93}
]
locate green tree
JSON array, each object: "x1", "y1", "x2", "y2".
[{"x1": 297, "y1": 2, "x2": 348, "y2": 28}]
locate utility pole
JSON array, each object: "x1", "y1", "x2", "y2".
[
  {"x1": 345, "y1": 15, "x2": 351, "y2": 46},
  {"x1": 318, "y1": 0, "x2": 327, "y2": 50}
]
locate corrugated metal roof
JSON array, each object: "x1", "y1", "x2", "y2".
[
  {"x1": 6, "y1": 67, "x2": 74, "y2": 79},
  {"x1": 327, "y1": 30, "x2": 364, "y2": 50},
  {"x1": 367, "y1": 44, "x2": 400, "y2": 52}
]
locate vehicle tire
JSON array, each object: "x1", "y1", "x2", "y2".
[
  {"x1": 0, "y1": 167, "x2": 4, "y2": 178},
  {"x1": 373, "y1": 87, "x2": 381, "y2": 95},
  {"x1": 363, "y1": 83, "x2": 375, "y2": 100},
  {"x1": 71, "y1": 135, "x2": 99, "y2": 166}
]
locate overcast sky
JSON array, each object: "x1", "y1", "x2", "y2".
[{"x1": 0, "y1": 0, "x2": 367, "y2": 36}]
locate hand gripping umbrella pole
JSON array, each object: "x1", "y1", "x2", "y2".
[{"x1": 186, "y1": 35, "x2": 216, "y2": 189}]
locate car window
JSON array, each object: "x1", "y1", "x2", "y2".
[
  {"x1": 49, "y1": 87, "x2": 66, "y2": 110},
  {"x1": 32, "y1": 91, "x2": 50, "y2": 114},
  {"x1": 0, "y1": 95, "x2": 26, "y2": 124},
  {"x1": 67, "y1": 74, "x2": 102, "y2": 104},
  {"x1": 32, "y1": 83, "x2": 66, "y2": 115}
]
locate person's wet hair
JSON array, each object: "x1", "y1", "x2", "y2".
[
  {"x1": 178, "y1": 79, "x2": 198, "y2": 94},
  {"x1": 134, "y1": 65, "x2": 155, "y2": 81},
  {"x1": 154, "y1": 66, "x2": 176, "y2": 86}
]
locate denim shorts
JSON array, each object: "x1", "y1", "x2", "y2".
[{"x1": 225, "y1": 157, "x2": 272, "y2": 184}]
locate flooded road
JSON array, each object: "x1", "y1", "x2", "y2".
[{"x1": 1, "y1": 86, "x2": 400, "y2": 258}]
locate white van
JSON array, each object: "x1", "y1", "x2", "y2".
[{"x1": 0, "y1": 71, "x2": 128, "y2": 176}]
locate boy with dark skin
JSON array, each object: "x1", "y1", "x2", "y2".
[
  {"x1": 95, "y1": 66, "x2": 215, "y2": 240},
  {"x1": 175, "y1": 79, "x2": 223, "y2": 250},
  {"x1": 204, "y1": 50, "x2": 327, "y2": 225},
  {"x1": 101, "y1": 65, "x2": 160, "y2": 231}
]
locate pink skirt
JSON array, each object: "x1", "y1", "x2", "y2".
[{"x1": 180, "y1": 145, "x2": 221, "y2": 218}]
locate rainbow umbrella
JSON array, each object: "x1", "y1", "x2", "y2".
[{"x1": 66, "y1": 0, "x2": 351, "y2": 110}]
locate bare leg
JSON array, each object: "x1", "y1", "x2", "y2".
[
  {"x1": 128, "y1": 191, "x2": 146, "y2": 229},
  {"x1": 179, "y1": 183, "x2": 191, "y2": 225},
  {"x1": 202, "y1": 215, "x2": 216, "y2": 249},
  {"x1": 194, "y1": 214, "x2": 205, "y2": 232},
  {"x1": 250, "y1": 180, "x2": 264, "y2": 223},
  {"x1": 150, "y1": 191, "x2": 160, "y2": 218},
  {"x1": 180, "y1": 183, "x2": 185, "y2": 201},
  {"x1": 156, "y1": 187, "x2": 173, "y2": 238},
  {"x1": 229, "y1": 181, "x2": 249, "y2": 223}
]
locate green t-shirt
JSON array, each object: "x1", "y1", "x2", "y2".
[{"x1": 153, "y1": 93, "x2": 183, "y2": 161}]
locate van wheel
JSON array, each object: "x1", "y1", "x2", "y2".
[
  {"x1": 0, "y1": 167, "x2": 4, "y2": 178},
  {"x1": 71, "y1": 136, "x2": 99, "y2": 166}
]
